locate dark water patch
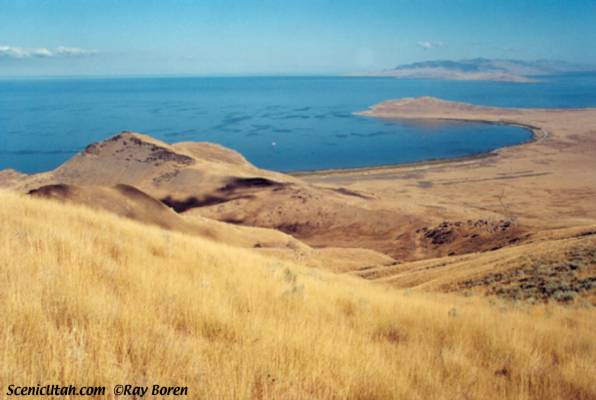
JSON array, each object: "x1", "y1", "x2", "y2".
[
  {"x1": 163, "y1": 131, "x2": 195, "y2": 138},
  {"x1": 276, "y1": 114, "x2": 311, "y2": 120},
  {"x1": 332, "y1": 112, "x2": 353, "y2": 119},
  {"x1": 173, "y1": 107, "x2": 201, "y2": 112},
  {"x1": 224, "y1": 114, "x2": 252, "y2": 123},
  {"x1": 0, "y1": 149, "x2": 78, "y2": 155},
  {"x1": 349, "y1": 131, "x2": 394, "y2": 138},
  {"x1": 146, "y1": 127, "x2": 174, "y2": 133},
  {"x1": 252, "y1": 124, "x2": 273, "y2": 130}
]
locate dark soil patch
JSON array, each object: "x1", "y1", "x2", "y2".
[
  {"x1": 161, "y1": 194, "x2": 254, "y2": 212},
  {"x1": 218, "y1": 177, "x2": 286, "y2": 193}
]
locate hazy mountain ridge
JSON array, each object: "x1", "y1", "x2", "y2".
[{"x1": 368, "y1": 58, "x2": 596, "y2": 82}]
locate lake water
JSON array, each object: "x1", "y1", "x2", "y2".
[{"x1": 2, "y1": 74, "x2": 596, "y2": 173}]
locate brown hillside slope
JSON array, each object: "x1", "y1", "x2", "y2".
[
  {"x1": 2, "y1": 131, "x2": 538, "y2": 262},
  {"x1": 27, "y1": 183, "x2": 393, "y2": 272},
  {"x1": 4, "y1": 132, "x2": 420, "y2": 261}
]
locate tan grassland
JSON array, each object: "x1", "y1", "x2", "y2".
[
  {"x1": 1, "y1": 190, "x2": 595, "y2": 399},
  {"x1": 1, "y1": 97, "x2": 595, "y2": 398}
]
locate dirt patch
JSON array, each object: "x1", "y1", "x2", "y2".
[
  {"x1": 416, "y1": 219, "x2": 526, "y2": 256},
  {"x1": 28, "y1": 184, "x2": 72, "y2": 197},
  {"x1": 218, "y1": 177, "x2": 286, "y2": 193},
  {"x1": 87, "y1": 132, "x2": 195, "y2": 166},
  {"x1": 144, "y1": 147, "x2": 194, "y2": 165},
  {"x1": 161, "y1": 194, "x2": 254, "y2": 212},
  {"x1": 329, "y1": 187, "x2": 373, "y2": 199},
  {"x1": 276, "y1": 222, "x2": 313, "y2": 236}
]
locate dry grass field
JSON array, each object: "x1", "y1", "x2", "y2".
[
  {"x1": 1, "y1": 190, "x2": 594, "y2": 399},
  {"x1": 354, "y1": 228, "x2": 596, "y2": 304}
]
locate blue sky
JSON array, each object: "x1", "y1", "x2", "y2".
[{"x1": 1, "y1": 0, "x2": 595, "y2": 76}]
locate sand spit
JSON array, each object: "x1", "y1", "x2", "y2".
[{"x1": 304, "y1": 97, "x2": 596, "y2": 230}]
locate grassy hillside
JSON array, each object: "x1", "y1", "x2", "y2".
[
  {"x1": 1, "y1": 190, "x2": 594, "y2": 399},
  {"x1": 356, "y1": 229, "x2": 596, "y2": 304}
]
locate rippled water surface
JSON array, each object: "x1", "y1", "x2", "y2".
[{"x1": 2, "y1": 74, "x2": 595, "y2": 173}]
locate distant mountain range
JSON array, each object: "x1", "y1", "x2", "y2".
[{"x1": 365, "y1": 58, "x2": 596, "y2": 82}]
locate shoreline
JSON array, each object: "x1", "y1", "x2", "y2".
[
  {"x1": 289, "y1": 152, "x2": 498, "y2": 177},
  {"x1": 291, "y1": 117, "x2": 541, "y2": 178},
  {"x1": 295, "y1": 96, "x2": 596, "y2": 235}
]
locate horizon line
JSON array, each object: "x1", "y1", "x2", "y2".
[{"x1": 0, "y1": 71, "x2": 358, "y2": 80}]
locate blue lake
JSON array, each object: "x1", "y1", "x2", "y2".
[{"x1": 2, "y1": 74, "x2": 596, "y2": 173}]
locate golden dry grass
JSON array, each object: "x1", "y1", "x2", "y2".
[
  {"x1": 358, "y1": 233, "x2": 595, "y2": 299},
  {"x1": 1, "y1": 190, "x2": 594, "y2": 399}
]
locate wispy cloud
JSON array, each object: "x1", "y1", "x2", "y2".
[
  {"x1": 417, "y1": 41, "x2": 445, "y2": 50},
  {"x1": 55, "y1": 46, "x2": 98, "y2": 56},
  {"x1": 0, "y1": 45, "x2": 98, "y2": 59}
]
